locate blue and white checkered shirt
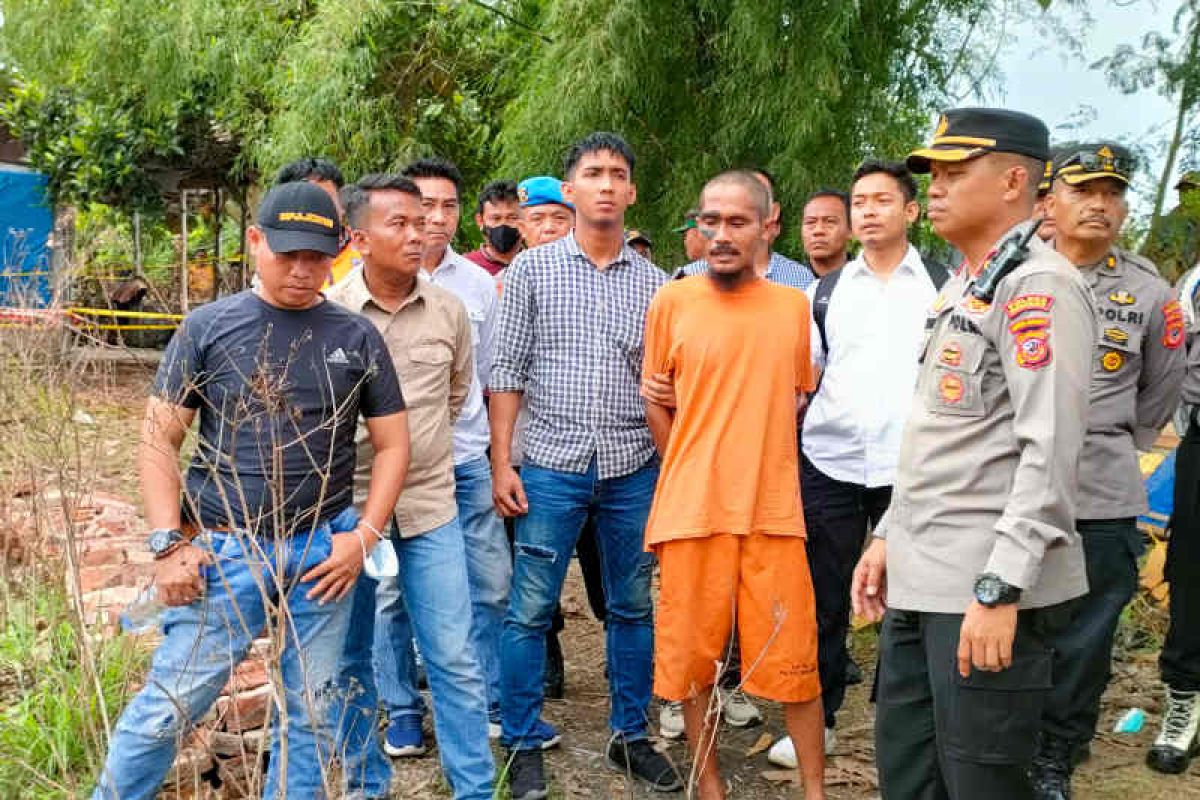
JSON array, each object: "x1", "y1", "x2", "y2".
[
  {"x1": 675, "y1": 251, "x2": 816, "y2": 290},
  {"x1": 490, "y1": 232, "x2": 667, "y2": 479}
]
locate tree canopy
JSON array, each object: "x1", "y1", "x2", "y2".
[{"x1": 0, "y1": 0, "x2": 1038, "y2": 255}]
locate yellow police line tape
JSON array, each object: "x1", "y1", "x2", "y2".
[
  {"x1": 67, "y1": 307, "x2": 183, "y2": 331},
  {"x1": 0, "y1": 306, "x2": 183, "y2": 332}
]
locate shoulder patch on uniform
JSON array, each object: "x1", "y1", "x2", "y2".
[
  {"x1": 939, "y1": 372, "x2": 965, "y2": 404},
  {"x1": 1164, "y1": 300, "x2": 1186, "y2": 350},
  {"x1": 1014, "y1": 328, "x2": 1052, "y2": 370},
  {"x1": 1109, "y1": 290, "x2": 1136, "y2": 306},
  {"x1": 1009, "y1": 316, "x2": 1051, "y2": 335},
  {"x1": 1100, "y1": 350, "x2": 1125, "y2": 372},
  {"x1": 1103, "y1": 327, "x2": 1129, "y2": 345},
  {"x1": 939, "y1": 342, "x2": 963, "y2": 367},
  {"x1": 961, "y1": 296, "x2": 991, "y2": 315},
  {"x1": 1005, "y1": 294, "x2": 1054, "y2": 318}
]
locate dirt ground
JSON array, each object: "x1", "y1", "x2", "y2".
[{"x1": 73, "y1": 354, "x2": 1200, "y2": 800}]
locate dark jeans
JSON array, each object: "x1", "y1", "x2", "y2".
[
  {"x1": 875, "y1": 606, "x2": 1069, "y2": 800},
  {"x1": 1041, "y1": 518, "x2": 1141, "y2": 749},
  {"x1": 1163, "y1": 412, "x2": 1200, "y2": 691},
  {"x1": 801, "y1": 454, "x2": 892, "y2": 728}
]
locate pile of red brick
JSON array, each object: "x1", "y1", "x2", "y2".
[{"x1": 46, "y1": 491, "x2": 278, "y2": 799}]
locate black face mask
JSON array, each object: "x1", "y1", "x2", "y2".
[{"x1": 485, "y1": 224, "x2": 521, "y2": 254}]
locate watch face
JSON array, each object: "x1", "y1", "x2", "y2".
[
  {"x1": 975, "y1": 575, "x2": 1001, "y2": 605},
  {"x1": 149, "y1": 529, "x2": 181, "y2": 553}
]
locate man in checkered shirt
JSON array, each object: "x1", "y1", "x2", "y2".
[{"x1": 488, "y1": 132, "x2": 681, "y2": 800}]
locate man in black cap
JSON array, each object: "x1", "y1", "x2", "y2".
[
  {"x1": 1030, "y1": 143, "x2": 1184, "y2": 799},
  {"x1": 90, "y1": 182, "x2": 411, "y2": 800},
  {"x1": 851, "y1": 108, "x2": 1096, "y2": 800}
]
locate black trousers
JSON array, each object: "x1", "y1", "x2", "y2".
[
  {"x1": 1041, "y1": 517, "x2": 1141, "y2": 749},
  {"x1": 876, "y1": 606, "x2": 1069, "y2": 800},
  {"x1": 801, "y1": 454, "x2": 892, "y2": 728},
  {"x1": 1163, "y1": 412, "x2": 1200, "y2": 691}
]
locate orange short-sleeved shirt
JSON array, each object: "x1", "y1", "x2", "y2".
[{"x1": 643, "y1": 274, "x2": 815, "y2": 548}]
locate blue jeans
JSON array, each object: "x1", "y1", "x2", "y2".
[
  {"x1": 92, "y1": 508, "x2": 358, "y2": 800},
  {"x1": 337, "y1": 517, "x2": 494, "y2": 800},
  {"x1": 500, "y1": 457, "x2": 658, "y2": 749},
  {"x1": 456, "y1": 455, "x2": 512, "y2": 714},
  {"x1": 374, "y1": 457, "x2": 511, "y2": 719}
]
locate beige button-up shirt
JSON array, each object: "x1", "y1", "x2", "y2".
[
  {"x1": 328, "y1": 267, "x2": 473, "y2": 537},
  {"x1": 877, "y1": 229, "x2": 1096, "y2": 613}
]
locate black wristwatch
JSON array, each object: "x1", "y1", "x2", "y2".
[
  {"x1": 973, "y1": 573, "x2": 1022, "y2": 607},
  {"x1": 147, "y1": 528, "x2": 185, "y2": 558}
]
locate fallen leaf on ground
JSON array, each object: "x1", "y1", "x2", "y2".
[
  {"x1": 761, "y1": 769, "x2": 799, "y2": 784},
  {"x1": 746, "y1": 732, "x2": 773, "y2": 757}
]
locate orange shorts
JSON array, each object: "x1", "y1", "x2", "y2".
[{"x1": 654, "y1": 533, "x2": 820, "y2": 704}]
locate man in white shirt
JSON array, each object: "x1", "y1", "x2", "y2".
[{"x1": 769, "y1": 159, "x2": 939, "y2": 767}]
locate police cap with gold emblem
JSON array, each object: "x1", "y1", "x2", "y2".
[
  {"x1": 1052, "y1": 142, "x2": 1134, "y2": 187},
  {"x1": 907, "y1": 107, "x2": 1050, "y2": 174}
]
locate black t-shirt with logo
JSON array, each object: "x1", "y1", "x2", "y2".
[{"x1": 154, "y1": 290, "x2": 405, "y2": 533}]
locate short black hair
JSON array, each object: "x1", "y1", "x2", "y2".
[
  {"x1": 563, "y1": 132, "x2": 635, "y2": 180},
  {"x1": 851, "y1": 159, "x2": 918, "y2": 203},
  {"x1": 274, "y1": 157, "x2": 345, "y2": 188},
  {"x1": 476, "y1": 180, "x2": 520, "y2": 215},
  {"x1": 803, "y1": 189, "x2": 851, "y2": 223},
  {"x1": 342, "y1": 173, "x2": 423, "y2": 229},
  {"x1": 401, "y1": 157, "x2": 464, "y2": 200}
]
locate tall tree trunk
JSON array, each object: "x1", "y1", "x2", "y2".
[{"x1": 1143, "y1": 12, "x2": 1200, "y2": 256}]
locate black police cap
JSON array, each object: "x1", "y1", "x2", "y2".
[
  {"x1": 1052, "y1": 142, "x2": 1134, "y2": 187},
  {"x1": 907, "y1": 108, "x2": 1050, "y2": 174}
]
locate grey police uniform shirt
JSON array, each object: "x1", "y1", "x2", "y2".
[
  {"x1": 876, "y1": 229, "x2": 1096, "y2": 613},
  {"x1": 1075, "y1": 249, "x2": 1184, "y2": 520}
]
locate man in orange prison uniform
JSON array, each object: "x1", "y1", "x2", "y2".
[{"x1": 642, "y1": 170, "x2": 826, "y2": 800}]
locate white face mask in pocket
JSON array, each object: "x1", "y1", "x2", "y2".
[{"x1": 363, "y1": 536, "x2": 399, "y2": 579}]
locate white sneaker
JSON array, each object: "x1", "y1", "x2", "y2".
[
  {"x1": 765, "y1": 728, "x2": 836, "y2": 768},
  {"x1": 1147, "y1": 686, "x2": 1200, "y2": 774},
  {"x1": 659, "y1": 700, "x2": 685, "y2": 740},
  {"x1": 720, "y1": 687, "x2": 763, "y2": 728}
]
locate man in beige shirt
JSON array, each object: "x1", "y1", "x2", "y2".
[{"x1": 328, "y1": 173, "x2": 494, "y2": 800}]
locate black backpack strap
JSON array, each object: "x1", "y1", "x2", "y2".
[
  {"x1": 812, "y1": 267, "x2": 845, "y2": 361},
  {"x1": 922, "y1": 256, "x2": 951, "y2": 290}
]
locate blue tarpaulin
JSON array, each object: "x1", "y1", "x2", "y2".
[{"x1": 0, "y1": 168, "x2": 54, "y2": 307}]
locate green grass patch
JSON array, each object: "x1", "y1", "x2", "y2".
[{"x1": 0, "y1": 580, "x2": 147, "y2": 799}]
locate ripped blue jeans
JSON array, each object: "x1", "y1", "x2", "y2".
[
  {"x1": 91, "y1": 507, "x2": 358, "y2": 800},
  {"x1": 500, "y1": 456, "x2": 658, "y2": 748}
]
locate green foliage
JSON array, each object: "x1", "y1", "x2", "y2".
[
  {"x1": 495, "y1": 0, "x2": 1001, "y2": 258},
  {"x1": 0, "y1": 583, "x2": 146, "y2": 798}
]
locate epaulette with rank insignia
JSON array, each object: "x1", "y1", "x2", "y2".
[{"x1": 1114, "y1": 248, "x2": 1162, "y2": 278}]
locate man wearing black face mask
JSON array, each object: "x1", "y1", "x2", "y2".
[{"x1": 466, "y1": 180, "x2": 523, "y2": 276}]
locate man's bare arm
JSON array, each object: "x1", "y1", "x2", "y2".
[
  {"x1": 645, "y1": 400, "x2": 674, "y2": 456},
  {"x1": 303, "y1": 410, "x2": 409, "y2": 602},
  {"x1": 489, "y1": 391, "x2": 527, "y2": 517}
]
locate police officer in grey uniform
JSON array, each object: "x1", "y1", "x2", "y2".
[
  {"x1": 851, "y1": 108, "x2": 1097, "y2": 800},
  {"x1": 1147, "y1": 261, "x2": 1200, "y2": 774},
  {"x1": 1030, "y1": 143, "x2": 1185, "y2": 799}
]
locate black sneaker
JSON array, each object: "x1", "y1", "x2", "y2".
[
  {"x1": 606, "y1": 737, "x2": 683, "y2": 792},
  {"x1": 505, "y1": 749, "x2": 548, "y2": 800},
  {"x1": 1030, "y1": 734, "x2": 1073, "y2": 800}
]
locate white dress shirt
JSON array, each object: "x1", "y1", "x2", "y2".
[
  {"x1": 802, "y1": 244, "x2": 936, "y2": 487},
  {"x1": 420, "y1": 246, "x2": 497, "y2": 465}
]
